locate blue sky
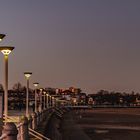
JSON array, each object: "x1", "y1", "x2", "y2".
[{"x1": 0, "y1": 0, "x2": 140, "y2": 94}]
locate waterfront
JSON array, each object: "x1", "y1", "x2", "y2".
[
  {"x1": 61, "y1": 108, "x2": 140, "y2": 140},
  {"x1": 0, "y1": 107, "x2": 140, "y2": 139}
]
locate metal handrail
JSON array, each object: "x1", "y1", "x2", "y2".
[
  {"x1": 29, "y1": 128, "x2": 50, "y2": 140},
  {"x1": 3, "y1": 115, "x2": 19, "y2": 123},
  {"x1": 29, "y1": 132, "x2": 43, "y2": 140},
  {"x1": 54, "y1": 110, "x2": 62, "y2": 118}
]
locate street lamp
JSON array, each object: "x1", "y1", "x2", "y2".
[
  {"x1": 55, "y1": 98, "x2": 58, "y2": 107},
  {"x1": 0, "y1": 46, "x2": 14, "y2": 117},
  {"x1": 33, "y1": 82, "x2": 39, "y2": 112},
  {"x1": 49, "y1": 95, "x2": 52, "y2": 107},
  {"x1": 39, "y1": 88, "x2": 43, "y2": 112},
  {"x1": 46, "y1": 93, "x2": 49, "y2": 108},
  {"x1": 43, "y1": 91, "x2": 46, "y2": 110},
  {"x1": 52, "y1": 97, "x2": 55, "y2": 107},
  {"x1": 24, "y1": 72, "x2": 32, "y2": 117},
  {"x1": 0, "y1": 34, "x2": 6, "y2": 41}
]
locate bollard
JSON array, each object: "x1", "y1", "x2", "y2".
[
  {"x1": 36, "y1": 111, "x2": 40, "y2": 125},
  {"x1": 2, "y1": 122, "x2": 18, "y2": 140},
  {"x1": 42, "y1": 110, "x2": 45, "y2": 121},
  {"x1": 44, "y1": 110, "x2": 47, "y2": 120},
  {"x1": 19, "y1": 116, "x2": 29, "y2": 140},
  {"x1": 32, "y1": 112, "x2": 37, "y2": 130},
  {"x1": 40, "y1": 111, "x2": 43, "y2": 122},
  {"x1": 28, "y1": 115, "x2": 33, "y2": 129},
  {"x1": 40, "y1": 110, "x2": 43, "y2": 122},
  {"x1": 44, "y1": 110, "x2": 48, "y2": 120}
]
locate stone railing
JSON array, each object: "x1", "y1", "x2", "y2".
[
  {"x1": 0, "y1": 108, "x2": 53, "y2": 140},
  {"x1": 0, "y1": 106, "x2": 70, "y2": 140}
]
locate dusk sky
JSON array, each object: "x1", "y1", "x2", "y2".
[{"x1": 0, "y1": 0, "x2": 140, "y2": 94}]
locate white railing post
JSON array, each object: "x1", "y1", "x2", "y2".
[
  {"x1": 36, "y1": 111, "x2": 40, "y2": 126},
  {"x1": 42, "y1": 110, "x2": 45, "y2": 121},
  {"x1": 40, "y1": 110, "x2": 43, "y2": 122},
  {"x1": 19, "y1": 116, "x2": 29, "y2": 140},
  {"x1": 28, "y1": 115, "x2": 33, "y2": 129},
  {"x1": 32, "y1": 112, "x2": 37, "y2": 130}
]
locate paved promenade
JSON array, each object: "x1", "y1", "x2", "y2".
[{"x1": 8, "y1": 108, "x2": 34, "y2": 116}]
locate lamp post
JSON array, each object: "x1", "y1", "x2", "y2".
[
  {"x1": 55, "y1": 98, "x2": 58, "y2": 107},
  {"x1": 39, "y1": 88, "x2": 43, "y2": 112},
  {"x1": 33, "y1": 82, "x2": 39, "y2": 112},
  {"x1": 52, "y1": 97, "x2": 55, "y2": 107},
  {"x1": 24, "y1": 72, "x2": 32, "y2": 117},
  {"x1": 0, "y1": 46, "x2": 14, "y2": 117},
  {"x1": 43, "y1": 91, "x2": 46, "y2": 110},
  {"x1": 0, "y1": 34, "x2": 6, "y2": 41},
  {"x1": 46, "y1": 93, "x2": 49, "y2": 108},
  {"x1": 49, "y1": 95, "x2": 51, "y2": 107}
]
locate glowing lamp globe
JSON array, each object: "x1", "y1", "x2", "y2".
[
  {"x1": 0, "y1": 34, "x2": 6, "y2": 41},
  {"x1": 33, "y1": 82, "x2": 39, "y2": 87},
  {"x1": 0, "y1": 46, "x2": 14, "y2": 56},
  {"x1": 24, "y1": 72, "x2": 32, "y2": 79}
]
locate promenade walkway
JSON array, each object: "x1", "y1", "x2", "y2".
[{"x1": 8, "y1": 108, "x2": 34, "y2": 116}]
